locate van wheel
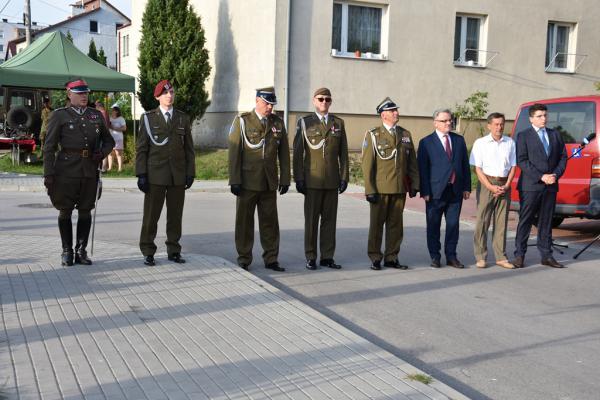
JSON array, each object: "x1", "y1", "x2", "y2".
[
  {"x1": 7, "y1": 105, "x2": 35, "y2": 129},
  {"x1": 551, "y1": 217, "x2": 564, "y2": 228}
]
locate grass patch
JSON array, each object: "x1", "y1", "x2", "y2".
[{"x1": 406, "y1": 373, "x2": 433, "y2": 385}]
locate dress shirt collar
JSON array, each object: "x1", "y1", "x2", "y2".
[
  {"x1": 383, "y1": 123, "x2": 396, "y2": 133},
  {"x1": 532, "y1": 124, "x2": 546, "y2": 134},
  {"x1": 315, "y1": 112, "x2": 329, "y2": 124},
  {"x1": 159, "y1": 106, "x2": 174, "y2": 119},
  {"x1": 435, "y1": 129, "x2": 451, "y2": 138},
  {"x1": 484, "y1": 133, "x2": 510, "y2": 143},
  {"x1": 254, "y1": 109, "x2": 267, "y2": 121}
]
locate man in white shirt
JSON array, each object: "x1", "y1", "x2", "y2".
[{"x1": 470, "y1": 113, "x2": 517, "y2": 269}]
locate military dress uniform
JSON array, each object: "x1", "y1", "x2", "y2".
[
  {"x1": 228, "y1": 106, "x2": 290, "y2": 270},
  {"x1": 44, "y1": 103, "x2": 114, "y2": 265},
  {"x1": 136, "y1": 106, "x2": 195, "y2": 260},
  {"x1": 362, "y1": 118, "x2": 419, "y2": 269},
  {"x1": 293, "y1": 113, "x2": 349, "y2": 267}
]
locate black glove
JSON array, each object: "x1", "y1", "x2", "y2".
[
  {"x1": 409, "y1": 189, "x2": 418, "y2": 198},
  {"x1": 92, "y1": 150, "x2": 104, "y2": 164},
  {"x1": 279, "y1": 185, "x2": 289, "y2": 195},
  {"x1": 366, "y1": 193, "x2": 379, "y2": 204},
  {"x1": 295, "y1": 180, "x2": 306, "y2": 195},
  {"x1": 230, "y1": 184, "x2": 242, "y2": 196},
  {"x1": 137, "y1": 174, "x2": 149, "y2": 194},
  {"x1": 185, "y1": 176, "x2": 194, "y2": 190},
  {"x1": 339, "y1": 180, "x2": 348, "y2": 194},
  {"x1": 43, "y1": 175, "x2": 54, "y2": 195}
]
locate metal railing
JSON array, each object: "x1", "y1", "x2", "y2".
[
  {"x1": 545, "y1": 52, "x2": 587, "y2": 72},
  {"x1": 454, "y1": 48, "x2": 500, "y2": 68}
]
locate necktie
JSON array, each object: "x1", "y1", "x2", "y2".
[
  {"x1": 540, "y1": 129, "x2": 550, "y2": 155},
  {"x1": 165, "y1": 111, "x2": 172, "y2": 127},
  {"x1": 261, "y1": 117, "x2": 267, "y2": 130},
  {"x1": 321, "y1": 117, "x2": 327, "y2": 127},
  {"x1": 444, "y1": 134, "x2": 456, "y2": 184}
]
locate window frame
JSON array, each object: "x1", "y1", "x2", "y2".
[
  {"x1": 89, "y1": 20, "x2": 98, "y2": 34},
  {"x1": 453, "y1": 13, "x2": 488, "y2": 68},
  {"x1": 546, "y1": 21, "x2": 576, "y2": 73},
  {"x1": 331, "y1": 1, "x2": 389, "y2": 60},
  {"x1": 122, "y1": 34, "x2": 129, "y2": 57}
]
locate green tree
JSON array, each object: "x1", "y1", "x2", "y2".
[
  {"x1": 97, "y1": 46, "x2": 107, "y2": 66},
  {"x1": 88, "y1": 38, "x2": 99, "y2": 62},
  {"x1": 137, "y1": 0, "x2": 211, "y2": 120},
  {"x1": 454, "y1": 91, "x2": 489, "y2": 136},
  {"x1": 65, "y1": 30, "x2": 74, "y2": 43},
  {"x1": 595, "y1": 82, "x2": 600, "y2": 92}
]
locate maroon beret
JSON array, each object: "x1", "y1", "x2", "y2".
[{"x1": 154, "y1": 80, "x2": 173, "y2": 97}]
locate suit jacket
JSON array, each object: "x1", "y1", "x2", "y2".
[
  {"x1": 135, "y1": 108, "x2": 196, "y2": 186},
  {"x1": 292, "y1": 113, "x2": 349, "y2": 190},
  {"x1": 417, "y1": 131, "x2": 471, "y2": 199},
  {"x1": 228, "y1": 110, "x2": 291, "y2": 191},
  {"x1": 361, "y1": 125, "x2": 419, "y2": 195},
  {"x1": 516, "y1": 126, "x2": 567, "y2": 192}
]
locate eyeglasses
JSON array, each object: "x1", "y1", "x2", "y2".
[
  {"x1": 532, "y1": 114, "x2": 547, "y2": 119},
  {"x1": 316, "y1": 97, "x2": 332, "y2": 103},
  {"x1": 435, "y1": 119, "x2": 452, "y2": 123}
]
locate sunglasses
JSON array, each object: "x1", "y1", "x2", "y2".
[{"x1": 316, "y1": 97, "x2": 332, "y2": 103}]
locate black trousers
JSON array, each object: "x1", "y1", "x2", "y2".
[{"x1": 514, "y1": 189, "x2": 557, "y2": 259}]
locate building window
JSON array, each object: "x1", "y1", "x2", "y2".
[
  {"x1": 122, "y1": 34, "x2": 129, "y2": 57},
  {"x1": 90, "y1": 20, "x2": 98, "y2": 33},
  {"x1": 0, "y1": 44, "x2": 3, "y2": 52},
  {"x1": 454, "y1": 14, "x2": 487, "y2": 66},
  {"x1": 546, "y1": 22, "x2": 575, "y2": 72},
  {"x1": 332, "y1": 2, "x2": 387, "y2": 58}
]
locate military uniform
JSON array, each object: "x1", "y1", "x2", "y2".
[
  {"x1": 44, "y1": 105, "x2": 114, "y2": 264},
  {"x1": 228, "y1": 109, "x2": 290, "y2": 268},
  {"x1": 362, "y1": 124, "x2": 419, "y2": 264},
  {"x1": 136, "y1": 107, "x2": 195, "y2": 259},
  {"x1": 293, "y1": 113, "x2": 349, "y2": 263}
]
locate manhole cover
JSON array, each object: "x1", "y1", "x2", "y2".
[{"x1": 18, "y1": 203, "x2": 54, "y2": 208}]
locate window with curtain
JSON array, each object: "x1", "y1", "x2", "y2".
[
  {"x1": 331, "y1": 2, "x2": 384, "y2": 56},
  {"x1": 546, "y1": 22, "x2": 573, "y2": 71},
  {"x1": 454, "y1": 14, "x2": 485, "y2": 65}
]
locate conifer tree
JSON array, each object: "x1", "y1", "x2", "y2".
[
  {"x1": 137, "y1": 0, "x2": 211, "y2": 120},
  {"x1": 87, "y1": 38, "x2": 99, "y2": 62},
  {"x1": 65, "y1": 30, "x2": 74, "y2": 43},
  {"x1": 98, "y1": 47, "x2": 107, "y2": 66}
]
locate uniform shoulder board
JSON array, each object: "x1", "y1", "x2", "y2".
[
  {"x1": 369, "y1": 127, "x2": 378, "y2": 134},
  {"x1": 54, "y1": 106, "x2": 68, "y2": 111},
  {"x1": 240, "y1": 111, "x2": 251, "y2": 118}
]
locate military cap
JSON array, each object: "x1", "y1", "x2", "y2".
[
  {"x1": 154, "y1": 79, "x2": 173, "y2": 97},
  {"x1": 256, "y1": 86, "x2": 277, "y2": 105},
  {"x1": 66, "y1": 78, "x2": 90, "y2": 93},
  {"x1": 313, "y1": 87, "x2": 332, "y2": 97},
  {"x1": 376, "y1": 97, "x2": 398, "y2": 114}
]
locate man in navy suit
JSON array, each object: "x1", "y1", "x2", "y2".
[
  {"x1": 512, "y1": 103, "x2": 567, "y2": 268},
  {"x1": 418, "y1": 109, "x2": 471, "y2": 268}
]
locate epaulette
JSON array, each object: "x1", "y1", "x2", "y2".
[
  {"x1": 240, "y1": 111, "x2": 251, "y2": 117},
  {"x1": 54, "y1": 106, "x2": 68, "y2": 111}
]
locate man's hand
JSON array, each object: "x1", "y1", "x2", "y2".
[
  {"x1": 541, "y1": 174, "x2": 556, "y2": 185},
  {"x1": 279, "y1": 185, "x2": 289, "y2": 195},
  {"x1": 463, "y1": 191, "x2": 471, "y2": 200},
  {"x1": 409, "y1": 189, "x2": 418, "y2": 198},
  {"x1": 230, "y1": 184, "x2": 242, "y2": 196},
  {"x1": 92, "y1": 150, "x2": 103, "y2": 164},
  {"x1": 366, "y1": 193, "x2": 379, "y2": 204},
  {"x1": 185, "y1": 176, "x2": 194, "y2": 190},
  {"x1": 338, "y1": 180, "x2": 348, "y2": 194},
  {"x1": 137, "y1": 174, "x2": 149, "y2": 194},
  {"x1": 43, "y1": 175, "x2": 54, "y2": 195},
  {"x1": 295, "y1": 180, "x2": 306, "y2": 195}
]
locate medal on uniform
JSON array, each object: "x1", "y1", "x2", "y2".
[
  {"x1": 69, "y1": 124, "x2": 74, "y2": 129},
  {"x1": 154, "y1": 135, "x2": 159, "y2": 140}
]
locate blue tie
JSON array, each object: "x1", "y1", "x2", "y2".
[{"x1": 540, "y1": 129, "x2": 550, "y2": 156}]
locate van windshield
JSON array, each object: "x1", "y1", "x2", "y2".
[
  {"x1": 514, "y1": 101, "x2": 595, "y2": 144},
  {"x1": 10, "y1": 90, "x2": 36, "y2": 109}
]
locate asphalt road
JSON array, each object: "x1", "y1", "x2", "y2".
[{"x1": 1, "y1": 190, "x2": 599, "y2": 400}]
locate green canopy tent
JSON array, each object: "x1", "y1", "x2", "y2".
[{"x1": 0, "y1": 31, "x2": 134, "y2": 92}]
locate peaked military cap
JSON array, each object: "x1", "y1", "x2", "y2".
[
  {"x1": 66, "y1": 78, "x2": 90, "y2": 93},
  {"x1": 256, "y1": 86, "x2": 277, "y2": 105},
  {"x1": 313, "y1": 87, "x2": 332, "y2": 97},
  {"x1": 376, "y1": 97, "x2": 398, "y2": 114}
]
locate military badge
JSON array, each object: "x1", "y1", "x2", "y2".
[{"x1": 401, "y1": 137, "x2": 411, "y2": 144}]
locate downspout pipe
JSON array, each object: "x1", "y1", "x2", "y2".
[{"x1": 283, "y1": 0, "x2": 292, "y2": 130}]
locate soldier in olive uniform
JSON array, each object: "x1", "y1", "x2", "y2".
[
  {"x1": 293, "y1": 87, "x2": 349, "y2": 270},
  {"x1": 228, "y1": 87, "x2": 290, "y2": 272},
  {"x1": 136, "y1": 80, "x2": 196, "y2": 266},
  {"x1": 362, "y1": 98, "x2": 419, "y2": 270},
  {"x1": 43, "y1": 78, "x2": 115, "y2": 266}
]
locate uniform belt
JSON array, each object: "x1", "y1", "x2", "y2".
[
  {"x1": 61, "y1": 148, "x2": 90, "y2": 157},
  {"x1": 485, "y1": 174, "x2": 508, "y2": 183}
]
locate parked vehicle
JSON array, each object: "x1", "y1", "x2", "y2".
[
  {"x1": 510, "y1": 95, "x2": 600, "y2": 227},
  {"x1": 0, "y1": 86, "x2": 50, "y2": 140}
]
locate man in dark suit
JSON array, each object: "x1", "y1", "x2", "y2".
[
  {"x1": 512, "y1": 103, "x2": 567, "y2": 268},
  {"x1": 418, "y1": 109, "x2": 471, "y2": 268}
]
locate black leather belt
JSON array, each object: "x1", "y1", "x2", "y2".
[
  {"x1": 485, "y1": 174, "x2": 508, "y2": 183},
  {"x1": 61, "y1": 148, "x2": 90, "y2": 157}
]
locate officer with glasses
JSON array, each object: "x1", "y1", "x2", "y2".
[{"x1": 293, "y1": 88, "x2": 349, "y2": 270}]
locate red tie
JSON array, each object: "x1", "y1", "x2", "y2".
[{"x1": 444, "y1": 134, "x2": 456, "y2": 184}]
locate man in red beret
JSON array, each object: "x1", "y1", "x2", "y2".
[
  {"x1": 43, "y1": 78, "x2": 115, "y2": 266},
  {"x1": 135, "y1": 79, "x2": 196, "y2": 266}
]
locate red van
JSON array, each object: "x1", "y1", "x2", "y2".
[{"x1": 510, "y1": 95, "x2": 600, "y2": 227}]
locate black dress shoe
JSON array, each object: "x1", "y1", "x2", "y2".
[
  {"x1": 144, "y1": 255, "x2": 155, "y2": 266},
  {"x1": 320, "y1": 259, "x2": 342, "y2": 269},
  {"x1": 75, "y1": 249, "x2": 92, "y2": 265},
  {"x1": 430, "y1": 259, "x2": 441, "y2": 268},
  {"x1": 266, "y1": 262, "x2": 285, "y2": 272},
  {"x1": 306, "y1": 259, "x2": 317, "y2": 270},
  {"x1": 168, "y1": 253, "x2": 186, "y2": 264},
  {"x1": 239, "y1": 262, "x2": 249, "y2": 271},
  {"x1": 384, "y1": 260, "x2": 408, "y2": 270},
  {"x1": 512, "y1": 256, "x2": 524, "y2": 268},
  {"x1": 61, "y1": 249, "x2": 74, "y2": 267},
  {"x1": 541, "y1": 257, "x2": 564, "y2": 268},
  {"x1": 446, "y1": 259, "x2": 465, "y2": 269},
  {"x1": 371, "y1": 260, "x2": 382, "y2": 270}
]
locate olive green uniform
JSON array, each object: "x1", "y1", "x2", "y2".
[
  {"x1": 40, "y1": 106, "x2": 52, "y2": 150},
  {"x1": 228, "y1": 110, "x2": 290, "y2": 266},
  {"x1": 293, "y1": 113, "x2": 349, "y2": 261},
  {"x1": 136, "y1": 108, "x2": 195, "y2": 256},
  {"x1": 362, "y1": 125, "x2": 419, "y2": 262}
]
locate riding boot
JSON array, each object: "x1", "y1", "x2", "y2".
[
  {"x1": 75, "y1": 214, "x2": 93, "y2": 265},
  {"x1": 58, "y1": 217, "x2": 74, "y2": 266}
]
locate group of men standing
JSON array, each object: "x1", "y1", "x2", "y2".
[{"x1": 43, "y1": 79, "x2": 567, "y2": 272}]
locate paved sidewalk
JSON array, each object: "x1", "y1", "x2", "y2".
[{"x1": 0, "y1": 233, "x2": 467, "y2": 400}]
